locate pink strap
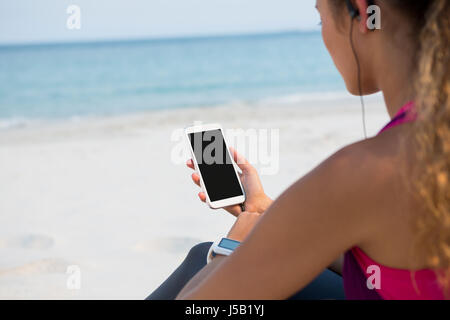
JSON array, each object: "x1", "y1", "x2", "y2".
[{"x1": 378, "y1": 101, "x2": 417, "y2": 134}]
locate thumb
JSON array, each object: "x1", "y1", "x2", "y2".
[{"x1": 229, "y1": 146, "x2": 254, "y2": 173}]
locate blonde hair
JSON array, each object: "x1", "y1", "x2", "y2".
[{"x1": 409, "y1": 0, "x2": 450, "y2": 293}]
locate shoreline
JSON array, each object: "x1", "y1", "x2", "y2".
[
  {"x1": 0, "y1": 92, "x2": 385, "y2": 143},
  {"x1": 0, "y1": 90, "x2": 354, "y2": 131}
]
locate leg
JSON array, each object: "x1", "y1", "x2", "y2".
[
  {"x1": 287, "y1": 269, "x2": 345, "y2": 300},
  {"x1": 146, "y1": 241, "x2": 213, "y2": 300},
  {"x1": 145, "y1": 241, "x2": 345, "y2": 300}
]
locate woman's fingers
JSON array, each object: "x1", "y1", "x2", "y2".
[
  {"x1": 198, "y1": 192, "x2": 206, "y2": 202},
  {"x1": 229, "y1": 146, "x2": 254, "y2": 173},
  {"x1": 186, "y1": 159, "x2": 195, "y2": 170},
  {"x1": 191, "y1": 172, "x2": 200, "y2": 187},
  {"x1": 225, "y1": 205, "x2": 242, "y2": 217}
]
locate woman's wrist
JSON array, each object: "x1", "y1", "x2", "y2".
[
  {"x1": 226, "y1": 211, "x2": 261, "y2": 242},
  {"x1": 252, "y1": 194, "x2": 272, "y2": 214},
  {"x1": 260, "y1": 194, "x2": 273, "y2": 213}
]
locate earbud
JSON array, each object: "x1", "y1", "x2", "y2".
[
  {"x1": 345, "y1": 0, "x2": 375, "y2": 20},
  {"x1": 345, "y1": 0, "x2": 359, "y2": 19}
]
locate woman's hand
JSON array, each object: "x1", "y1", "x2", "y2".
[
  {"x1": 186, "y1": 146, "x2": 273, "y2": 217},
  {"x1": 226, "y1": 211, "x2": 261, "y2": 242}
]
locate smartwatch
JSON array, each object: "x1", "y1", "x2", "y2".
[{"x1": 206, "y1": 237, "x2": 241, "y2": 264}]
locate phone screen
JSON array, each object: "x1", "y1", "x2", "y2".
[{"x1": 189, "y1": 129, "x2": 243, "y2": 202}]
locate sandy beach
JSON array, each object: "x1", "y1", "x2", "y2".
[{"x1": 0, "y1": 93, "x2": 390, "y2": 299}]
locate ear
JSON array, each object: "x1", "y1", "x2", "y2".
[{"x1": 355, "y1": 0, "x2": 370, "y2": 34}]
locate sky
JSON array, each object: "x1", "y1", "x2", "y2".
[{"x1": 0, "y1": 0, "x2": 320, "y2": 44}]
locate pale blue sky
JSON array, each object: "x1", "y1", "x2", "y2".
[{"x1": 0, "y1": 0, "x2": 319, "y2": 44}]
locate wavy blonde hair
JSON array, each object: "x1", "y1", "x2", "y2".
[{"x1": 408, "y1": 0, "x2": 450, "y2": 294}]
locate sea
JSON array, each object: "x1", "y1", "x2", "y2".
[{"x1": 0, "y1": 31, "x2": 347, "y2": 128}]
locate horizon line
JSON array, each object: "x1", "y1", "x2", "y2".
[{"x1": 0, "y1": 28, "x2": 321, "y2": 48}]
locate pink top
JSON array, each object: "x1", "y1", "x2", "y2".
[{"x1": 344, "y1": 101, "x2": 447, "y2": 300}]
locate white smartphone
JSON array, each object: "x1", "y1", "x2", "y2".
[{"x1": 185, "y1": 123, "x2": 246, "y2": 209}]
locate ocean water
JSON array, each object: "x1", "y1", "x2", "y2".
[{"x1": 0, "y1": 31, "x2": 346, "y2": 126}]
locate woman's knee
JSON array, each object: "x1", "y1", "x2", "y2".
[{"x1": 185, "y1": 241, "x2": 213, "y2": 264}]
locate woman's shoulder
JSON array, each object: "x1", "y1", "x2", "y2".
[
  {"x1": 311, "y1": 135, "x2": 406, "y2": 222},
  {"x1": 329, "y1": 134, "x2": 405, "y2": 186},
  {"x1": 318, "y1": 136, "x2": 396, "y2": 186},
  {"x1": 283, "y1": 136, "x2": 401, "y2": 247},
  {"x1": 287, "y1": 132, "x2": 411, "y2": 231}
]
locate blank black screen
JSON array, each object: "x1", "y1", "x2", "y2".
[{"x1": 189, "y1": 129, "x2": 243, "y2": 202}]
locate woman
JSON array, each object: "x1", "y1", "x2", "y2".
[{"x1": 147, "y1": 0, "x2": 449, "y2": 299}]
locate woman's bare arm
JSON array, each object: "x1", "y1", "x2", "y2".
[{"x1": 177, "y1": 141, "x2": 379, "y2": 299}]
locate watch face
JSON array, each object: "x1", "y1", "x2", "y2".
[{"x1": 218, "y1": 238, "x2": 240, "y2": 251}]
